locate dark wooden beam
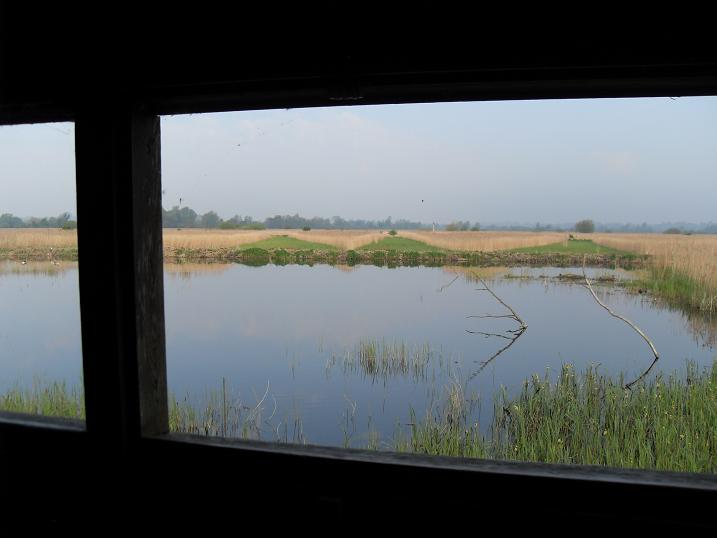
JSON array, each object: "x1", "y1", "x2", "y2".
[{"x1": 74, "y1": 109, "x2": 168, "y2": 452}]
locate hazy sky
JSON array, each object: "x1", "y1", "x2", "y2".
[{"x1": 2, "y1": 97, "x2": 716, "y2": 224}]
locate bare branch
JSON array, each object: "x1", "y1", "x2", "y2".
[
  {"x1": 465, "y1": 329, "x2": 515, "y2": 340},
  {"x1": 468, "y1": 326, "x2": 526, "y2": 381},
  {"x1": 466, "y1": 272, "x2": 528, "y2": 378},
  {"x1": 582, "y1": 257, "x2": 659, "y2": 389},
  {"x1": 437, "y1": 275, "x2": 459, "y2": 292}
]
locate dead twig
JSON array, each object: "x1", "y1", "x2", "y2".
[
  {"x1": 581, "y1": 257, "x2": 659, "y2": 389},
  {"x1": 466, "y1": 273, "x2": 527, "y2": 378},
  {"x1": 437, "y1": 275, "x2": 459, "y2": 292}
]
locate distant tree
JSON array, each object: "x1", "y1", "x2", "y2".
[
  {"x1": 163, "y1": 206, "x2": 199, "y2": 228},
  {"x1": 388, "y1": 229, "x2": 397, "y2": 236},
  {"x1": 575, "y1": 219, "x2": 595, "y2": 233},
  {"x1": 200, "y1": 211, "x2": 221, "y2": 228},
  {"x1": 471, "y1": 223, "x2": 481, "y2": 231},
  {"x1": 0, "y1": 213, "x2": 24, "y2": 227}
]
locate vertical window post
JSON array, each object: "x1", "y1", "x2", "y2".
[{"x1": 75, "y1": 109, "x2": 168, "y2": 452}]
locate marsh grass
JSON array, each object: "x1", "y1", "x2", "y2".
[
  {"x1": 593, "y1": 233, "x2": 717, "y2": 314},
  {"x1": 0, "y1": 379, "x2": 84, "y2": 419},
  {"x1": 329, "y1": 340, "x2": 438, "y2": 382},
  {"x1": 492, "y1": 362, "x2": 717, "y2": 472},
  {"x1": 168, "y1": 380, "x2": 306, "y2": 443},
  {"x1": 5, "y1": 362, "x2": 717, "y2": 472}
]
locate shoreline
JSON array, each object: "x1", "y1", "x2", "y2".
[{"x1": 0, "y1": 246, "x2": 647, "y2": 268}]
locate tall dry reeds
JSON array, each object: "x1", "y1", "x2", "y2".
[
  {"x1": 162, "y1": 229, "x2": 385, "y2": 250},
  {"x1": 398, "y1": 230, "x2": 566, "y2": 251},
  {"x1": 0, "y1": 229, "x2": 77, "y2": 249},
  {"x1": 592, "y1": 233, "x2": 717, "y2": 313}
]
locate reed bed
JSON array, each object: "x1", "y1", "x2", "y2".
[
  {"x1": 0, "y1": 380, "x2": 84, "y2": 419},
  {"x1": 4, "y1": 361, "x2": 717, "y2": 472},
  {"x1": 0, "y1": 228, "x2": 77, "y2": 249},
  {"x1": 399, "y1": 361, "x2": 717, "y2": 473},
  {"x1": 592, "y1": 233, "x2": 717, "y2": 313},
  {"x1": 163, "y1": 228, "x2": 385, "y2": 251},
  {"x1": 327, "y1": 340, "x2": 437, "y2": 382},
  {"x1": 399, "y1": 230, "x2": 567, "y2": 252}
]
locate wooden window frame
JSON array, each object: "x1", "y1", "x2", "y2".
[{"x1": 1, "y1": 67, "x2": 717, "y2": 525}]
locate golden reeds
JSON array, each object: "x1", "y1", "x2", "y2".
[
  {"x1": 0, "y1": 229, "x2": 77, "y2": 249},
  {"x1": 398, "y1": 230, "x2": 566, "y2": 252},
  {"x1": 592, "y1": 233, "x2": 717, "y2": 312}
]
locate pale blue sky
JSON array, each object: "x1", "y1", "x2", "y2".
[{"x1": 2, "y1": 97, "x2": 716, "y2": 224}]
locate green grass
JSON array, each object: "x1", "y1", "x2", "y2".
[
  {"x1": 358, "y1": 237, "x2": 445, "y2": 253},
  {"x1": 632, "y1": 265, "x2": 717, "y2": 313},
  {"x1": 510, "y1": 239, "x2": 630, "y2": 255},
  {"x1": 0, "y1": 380, "x2": 84, "y2": 419},
  {"x1": 398, "y1": 361, "x2": 717, "y2": 473},
  {"x1": 240, "y1": 236, "x2": 338, "y2": 251},
  {"x1": 5, "y1": 360, "x2": 717, "y2": 473}
]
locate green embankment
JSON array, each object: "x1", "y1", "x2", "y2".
[
  {"x1": 511, "y1": 239, "x2": 631, "y2": 256},
  {"x1": 240, "y1": 236, "x2": 338, "y2": 251},
  {"x1": 358, "y1": 237, "x2": 445, "y2": 253}
]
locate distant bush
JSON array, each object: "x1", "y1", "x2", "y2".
[
  {"x1": 302, "y1": 226, "x2": 311, "y2": 231},
  {"x1": 664, "y1": 228, "x2": 682, "y2": 234},
  {"x1": 61, "y1": 220, "x2": 77, "y2": 230},
  {"x1": 388, "y1": 230, "x2": 397, "y2": 236},
  {"x1": 575, "y1": 219, "x2": 595, "y2": 233},
  {"x1": 471, "y1": 224, "x2": 481, "y2": 231},
  {"x1": 445, "y1": 221, "x2": 472, "y2": 231}
]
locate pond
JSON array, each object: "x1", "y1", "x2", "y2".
[{"x1": 1, "y1": 261, "x2": 716, "y2": 448}]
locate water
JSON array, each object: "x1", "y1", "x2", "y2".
[
  {"x1": 2, "y1": 261, "x2": 716, "y2": 448},
  {"x1": 163, "y1": 263, "x2": 716, "y2": 446}
]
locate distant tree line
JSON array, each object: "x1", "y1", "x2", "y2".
[
  {"x1": 0, "y1": 212, "x2": 77, "y2": 229},
  {"x1": 445, "y1": 221, "x2": 480, "y2": 231},
  {"x1": 161, "y1": 207, "x2": 427, "y2": 230}
]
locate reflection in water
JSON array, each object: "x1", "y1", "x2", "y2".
[
  {"x1": 164, "y1": 262, "x2": 231, "y2": 280},
  {"x1": 2, "y1": 261, "x2": 717, "y2": 447},
  {"x1": 0, "y1": 260, "x2": 77, "y2": 277},
  {"x1": 162, "y1": 263, "x2": 717, "y2": 446}
]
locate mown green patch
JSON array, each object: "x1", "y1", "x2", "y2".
[
  {"x1": 358, "y1": 237, "x2": 445, "y2": 253},
  {"x1": 510, "y1": 239, "x2": 631, "y2": 255},
  {"x1": 240, "y1": 247, "x2": 270, "y2": 266},
  {"x1": 240, "y1": 236, "x2": 337, "y2": 251}
]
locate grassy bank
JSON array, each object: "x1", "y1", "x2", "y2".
[
  {"x1": 511, "y1": 239, "x2": 629, "y2": 255},
  {"x1": 400, "y1": 362, "x2": 717, "y2": 473},
  {"x1": 240, "y1": 235, "x2": 339, "y2": 251},
  {"x1": 592, "y1": 233, "x2": 717, "y2": 314},
  {"x1": 5, "y1": 361, "x2": 717, "y2": 473},
  {"x1": 358, "y1": 237, "x2": 445, "y2": 253}
]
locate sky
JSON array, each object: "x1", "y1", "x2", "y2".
[{"x1": 1, "y1": 97, "x2": 716, "y2": 224}]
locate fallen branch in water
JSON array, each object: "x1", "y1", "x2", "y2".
[
  {"x1": 437, "y1": 275, "x2": 459, "y2": 293},
  {"x1": 467, "y1": 274, "x2": 527, "y2": 379},
  {"x1": 581, "y1": 257, "x2": 659, "y2": 389}
]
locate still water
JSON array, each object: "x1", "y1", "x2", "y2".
[{"x1": 1, "y1": 261, "x2": 716, "y2": 447}]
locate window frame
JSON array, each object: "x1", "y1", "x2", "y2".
[{"x1": 2, "y1": 65, "x2": 717, "y2": 524}]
